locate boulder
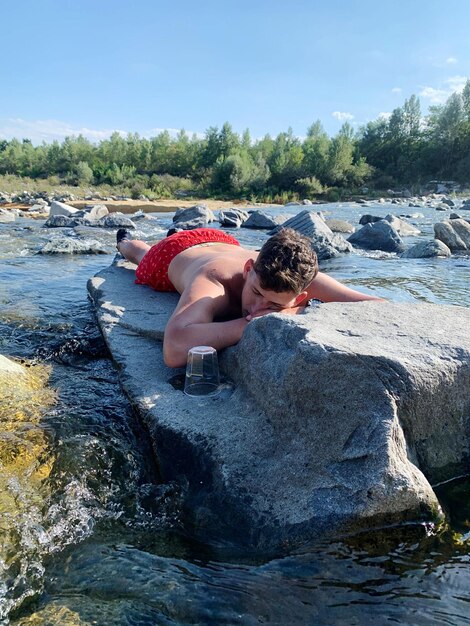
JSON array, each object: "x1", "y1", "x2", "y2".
[
  {"x1": 325, "y1": 218, "x2": 355, "y2": 234},
  {"x1": 96, "y1": 214, "x2": 136, "y2": 229},
  {"x1": 434, "y1": 218, "x2": 470, "y2": 251},
  {"x1": 39, "y1": 236, "x2": 108, "y2": 254},
  {"x1": 302, "y1": 199, "x2": 313, "y2": 205},
  {"x1": 241, "y1": 211, "x2": 279, "y2": 229},
  {"x1": 173, "y1": 205, "x2": 216, "y2": 228},
  {"x1": 359, "y1": 214, "x2": 382, "y2": 225},
  {"x1": 384, "y1": 214, "x2": 420, "y2": 236},
  {"x1": 219, "y1": 208, "x2": 249, "y2": 228},
  {"x1": 270, "y1": 210, "x2": 352, "y2": 260},
  {"x1": 401, "y1": 240, "x2": 451, "y2": 258},
  {"x1": 88, "y1": 260, "x2": 470, "y2": 551},
  {"x1": 49, "y1": 200, "x2": 80, "y2": 217},
  {"x1": 348, "y1": 221, "x2": 405, "y2": 253},
  {"x1": 84, "y1": 204, "x2": 109, "y2": 221},
  {"x1": 435, "y1": 204, "x2": 449, "y2": 211},
  {"x1": 441, "y1": 198, "x2": 455, "y2": 207},
  {"x1": 44, "y1": 215, "x2": 79, "y2": 228}
]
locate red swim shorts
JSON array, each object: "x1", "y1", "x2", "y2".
[{"x1": 135, "y1": 228, "x2": 241, "y2": 292}]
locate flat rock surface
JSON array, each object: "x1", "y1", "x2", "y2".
[{"x1": 88, "y1": 258, "x2": 470, "y2": 552}]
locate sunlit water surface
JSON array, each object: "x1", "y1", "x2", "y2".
[{"x1": 0, "y1": 203, "x2": 469, "y2": 625}]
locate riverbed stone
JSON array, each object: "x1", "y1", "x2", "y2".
[
  {"x1": 219, "y1": 208, "x2": 249, "y2": 228},
  {"x1": 173, "y1": 205, "x2": 216, "y2": 230},
  {"x1": 96, "y1": 214, "x2": 136, "y2": 229},
  {"x1": 270, "y1": 210, "x2": 352, "y2": 260},
  {"x1": 434, "y1": 218, "x2": 470, "y2": 251},
  {"x1": 359, "y1": 214, "x2": 382, "y2": 225},
  {"x1": 348, "y1": 221, "x2": 405, "y2": 253},
  {"x1": 325, "y1": 218, "x2": 355, "y2": 234},
  {"x1": 241, "y1": 210, "x2": 279, "y2": 229},
  {"x1": 384, "y1": 214, "x2": 421, "y2": 236},
  {"x1": 49, "y1": 200, "x2": 80, "y2": 217},
  {"x1": 44, "y1": 215, "x2": 79, "y2": 228},
  {"x1": 39, "y1": 236, "x2": 108, "y2": 254},
  {"x1": 88, "y1": 259, "x2": 470, "y2": 551},
  {"x1": 401, "y1": 240, "x2": 451, "y2": 258}
]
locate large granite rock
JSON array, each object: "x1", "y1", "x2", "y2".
[
  {"x1": 348, "y1": 221, "x2": 405, "y2": 253},
  {"x1": 270, "y1": 210, "x2": 352, "y2": 260},
  {"x1": 434, "y1": 218, "x2": 470, "y2": 252},
  {"x1": 173, "y1": 205, "x2": 216, "y2": 230},
  {"x1": 87, "y1": 259, "x2": 470, "y2": 552}
]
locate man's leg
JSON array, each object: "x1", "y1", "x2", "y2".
[{"x1": 117, "y1": 235, "x2": 151, "y2": 265}]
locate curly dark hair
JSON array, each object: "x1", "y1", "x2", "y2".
[{"x1": 253, "y1": 228, "x2": 318, "y2": 294}]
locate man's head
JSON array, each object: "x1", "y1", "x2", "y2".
[{"x1": 241, "y1": 228, "x2": 318, "y2": 317}]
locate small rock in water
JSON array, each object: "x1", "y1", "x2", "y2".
[
  {"x1": 39, "y1": 236, "x2": 108, "y2": 254},
  {"x1": 401, "y1": 240, "x2": 451, "y2": 258}
]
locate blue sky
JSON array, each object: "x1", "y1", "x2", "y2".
[{"x1": 1, "y1": 0, "x2": 469, "y2": 143}]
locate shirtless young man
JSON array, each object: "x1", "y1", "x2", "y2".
[{"x1": 117, "y1": 227, "x2": 381, "y2": 368}]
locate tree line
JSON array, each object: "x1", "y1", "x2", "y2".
[{"x1": 1, "y1": 79, "x2": 469, "y2": 200}]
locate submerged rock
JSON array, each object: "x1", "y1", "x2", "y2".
[
  {"x1": 88, "y1": 260, "x2": 470, "y2": 551},
  {"x1": 39, "y1": 236, "x2": 108, "y2": 254}
]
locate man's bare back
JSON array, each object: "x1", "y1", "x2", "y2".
[{"x1": 117, "y1": 229, "x2": 382, "y2": 367}]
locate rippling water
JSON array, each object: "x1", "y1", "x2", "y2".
[{"x1": 0, "y1": 203, "x2": 469, "y2": 625}]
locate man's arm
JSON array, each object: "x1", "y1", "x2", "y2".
[
  {"x1": 306, "y1": 271, "x2": 384, "y2": 303},
  {"x1": 163, "y1": 277, "x2": 248, "y2": 368}
]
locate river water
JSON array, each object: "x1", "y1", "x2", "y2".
[{"x1": 0, "y1": 202, "x2": 469, "y2": 625}]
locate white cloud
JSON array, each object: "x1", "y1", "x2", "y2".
[
  {"x1": 391, "y1": 87, "x2": 402, "y2": 94},
  {"x1": 419, "y1": 75, "x2": 469, "y2": 105},
  {"x1": 446, "y1": 57, "x2": 458, "y2": 64},
  {"x1": 445, "y1": 75, "x2": 467, "y2": 92},
  {"x1": 419, "y1": 87, "x2": 449, "y2": 104},
  {"x1": 332, "y1": 111, "x2": 354, "y2": 121},
  {"x1": 0, "y1": 119, "x2": 205, "y2": 144},
  {"x1": 378, "y1": 112, "x2": 392, "y2": 120},
  {"x1": 0, "y1": 118, "x2": 128, "y2": 143}
]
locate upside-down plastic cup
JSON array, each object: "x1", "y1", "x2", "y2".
[{"x1": 184, "y1": 346, "x2": 221, "y2": 397}]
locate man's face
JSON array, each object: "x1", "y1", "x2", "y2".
[{"x1": 241, "y1": 260, "x2": 304, "y2": 318}]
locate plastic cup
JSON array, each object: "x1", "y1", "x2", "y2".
[{"x1": 184, "y1": 346, "x2": 221, "y2": 397}]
